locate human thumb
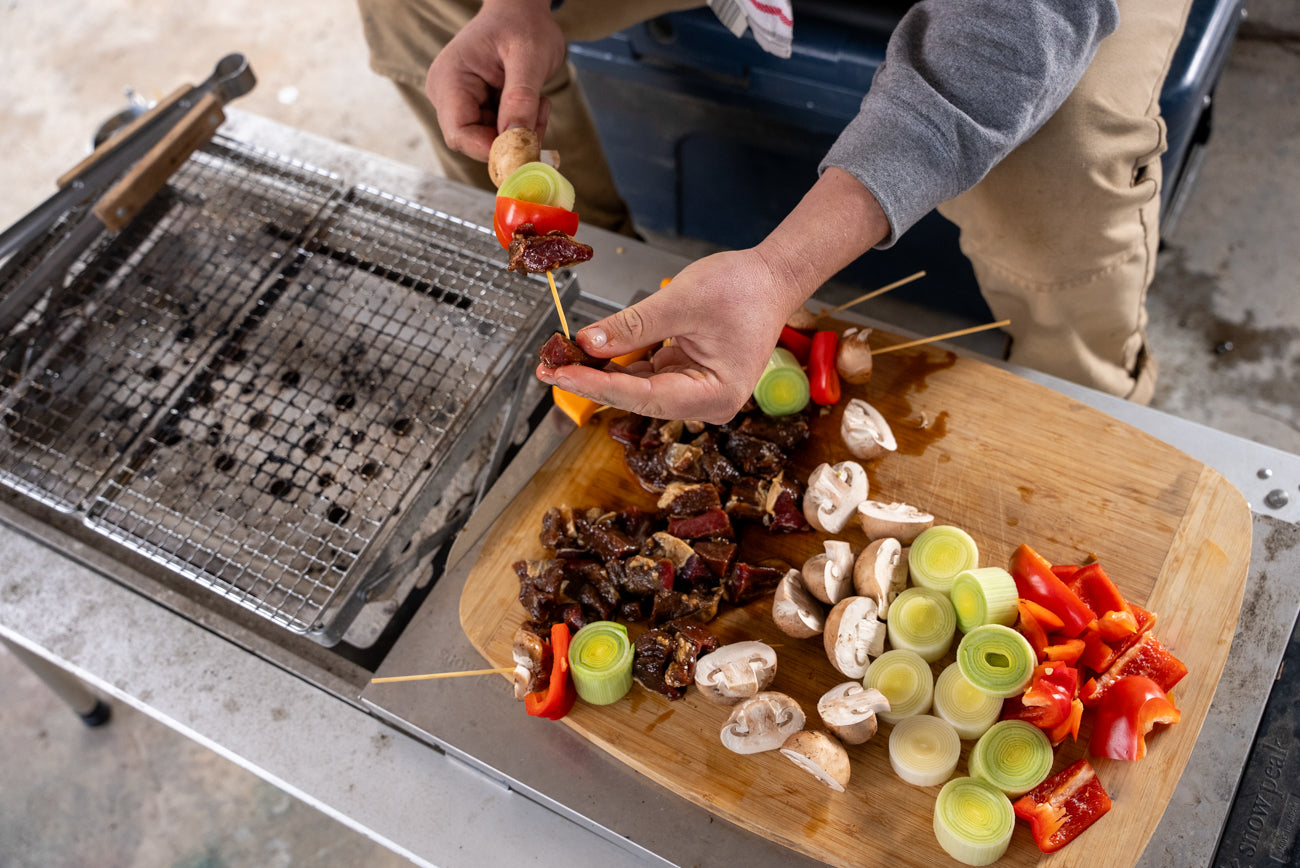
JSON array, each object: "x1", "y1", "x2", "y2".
[{"x1": 576, "y1": 297, "x2": 671, "y2": 359}]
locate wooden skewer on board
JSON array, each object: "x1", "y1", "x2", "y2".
[
  {"x1": 546, "y1": 270, "x2": 571, "y2": 338},
  {"x1": 370, "y1": 667, "x2": 513, "y2": 684},
  {"x1": 818, "y1": 270, "x2": 927, "y2": 318},
  {"x1": 871, "y1": 319, "x2": 1012, "y2": 356}
]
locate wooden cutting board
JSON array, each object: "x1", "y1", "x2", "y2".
[{"x1": 460, "y1": 337, "x2": 1252, "y2": 868}]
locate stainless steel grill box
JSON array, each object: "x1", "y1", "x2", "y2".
[{"x1": 0, "y1": 134, "x2": 571, "y2": 644}]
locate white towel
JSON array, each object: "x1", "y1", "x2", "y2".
[{"x1": 707, "y1": 0, "x2": 794, "y2": 59}]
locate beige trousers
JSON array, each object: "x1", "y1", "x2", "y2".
[{"x1": 356, "y1": 0, "x2": 1192, "y2": 401}]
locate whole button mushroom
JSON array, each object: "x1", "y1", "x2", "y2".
[
  {"x1": 720, "y1": 692, "x2": 806, "y2": 755},
  {"x1": 817, "y1": 682, "x2": 892, "y2": 745},
  {"x1": 693, "y1": 641, "x2": 779, "y2": 705},
  {"x1": 824, "y1": 596, "x2": 886, "y2": 679}
]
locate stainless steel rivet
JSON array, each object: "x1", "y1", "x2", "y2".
[
  {"x1": 1257, "y1": 468, "x2": 1273, "y2": 479},
  {"x1": 1264, "y1": 489, "x2": 1290, "y2": 510}
]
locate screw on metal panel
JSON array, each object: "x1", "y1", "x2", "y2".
[
  {"x1": 1264, "y1": 489, "x2": 1290, "y2": 510},
  {"x1": 1258, "y1": 468, "x2": 1273, "y2": 479}
]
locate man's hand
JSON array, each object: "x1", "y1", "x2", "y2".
[{"x1": 425, "y1": 0, "x2": 566, "y2": 161}]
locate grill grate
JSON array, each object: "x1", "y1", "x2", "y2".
[{"x1": 0, "y1": 136, "x2": 566, "y2": 642}]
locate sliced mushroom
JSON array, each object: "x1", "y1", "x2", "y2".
[
  {"x1": 853, "y1": 537, "x2": 910, "y2": 619},
  {"x1": 817, "y1": 682, "x2": 891, "y2": 745},
  {"x1": 801, "y1": 539, "x2": 856, "y2": 605},
  {"x1": 780, "y1": 730, "x2": 851, "y2": 792},
  {"x1": 857, "y1": 500, "x2": 934, "y2": 544},
  {"x1": 720, "y1": 692, "x2": 806, "y2": 755},
  {"x1": 802, "y1": 461, "x2": 869, "y2": 534},
  {"x1": 694, "y1": 641, "x2": 779, "y2": 705},
  {"x1": 835, "y1": 327, "x2": 874, "y2": 385},
  {"x1": 511, "y1": 627, "x2": 552, "y2": 700},
  {"x1": 824, "y1": 596, "x2": 886, "y2": 679},
  {"x1": 643, "y1": 531, "x2": 696, "y2": 570},
  {"x1": 772, "y1": 569, "x2": 826, "y2": 638},
  {"x1": 841, "y1": 398, "x2": 897, "y2": 461}
]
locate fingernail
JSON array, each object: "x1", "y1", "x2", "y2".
[{"x1": 583, "y1": 326, "x2": 607, "y2": 349}]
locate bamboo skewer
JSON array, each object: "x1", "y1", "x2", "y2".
[
  {"x1": 370, "y1": 667, "x2": 513, "y2": 684},
  {"x1": 819, "y1": 270, "x2": 926, "y2": 318},
  {"x1": 870, "y1": 319, "x2": 1012, "y2": 356},
  {"x1": 546, "y1": 270, "x2": 571, "y2": 338}
]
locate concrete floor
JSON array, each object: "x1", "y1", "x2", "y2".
[{"x1": 0, "y1": 1, "x2": 1297, "y2": 866}]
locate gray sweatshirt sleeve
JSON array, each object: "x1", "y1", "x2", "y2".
[{"x1": 820, "y1": 0, "x2": 1120, "y2": 247}]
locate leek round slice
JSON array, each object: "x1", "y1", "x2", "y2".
[
  {"x1": 497, "y1": 161, "x2": 577, "y2": 211},
  {"x1": 864, "y1": 649, "x2": 934, "y2": 724},
  {"x1": 933, "y1": 777, "x2": 1015, "y2": 866},
  {"x1": 968, "y1": 720, "x2": 1054, "y2": 797},
  {"x1": 956, "y1": 624, "x2": 1036, "y2": 699},
  {"x1": 889, "y1": 714, "x2": 961, "y2": 787},
  {"x1": 932, "y1": 662, "x2": 1003, "y2": 740},
  {"x1": 753, "y1": 348, "x2": 810, "y2": 416},
  {"x1": 886, "y1": 586, "x2": 957, "y2": 662},
  {"x1": 568, "y1": 621, "x2": 634, "y2": 705},
  {"x1": 908, "y1": 525, "x2": 980, "y2": 593},
  {"x1": 950, "y1": 566, "x2": 1020, "y2": 632}
]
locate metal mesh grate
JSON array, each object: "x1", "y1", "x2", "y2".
[{"x1": 0, "y1": 137, "x2": 564, "y2": 640}]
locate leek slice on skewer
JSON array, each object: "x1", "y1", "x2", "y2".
[
  {"x1": 498, "y1": 161, "x2": 576, "y2": 210},
  {"x1": 568, "y1": 621, "x2": 634, "y2": 705}
]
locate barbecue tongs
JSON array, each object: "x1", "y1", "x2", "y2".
[{"x1": 0, "y1": 54, "x2": 257, "y2": 340}]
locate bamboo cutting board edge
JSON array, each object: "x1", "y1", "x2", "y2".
[{"x1": 458, "y1": 350, "x2": 1253, "y2": 868}]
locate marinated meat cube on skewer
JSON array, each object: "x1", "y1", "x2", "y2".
[
  {"x1": 507, "y1": 223, "x2": 594, "y2": 274},
  {"x1": 538, "y1": 331, "x2": 602, "y2": 369}
]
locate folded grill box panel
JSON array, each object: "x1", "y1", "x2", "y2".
[{"x1": 570, "y1": 0, "x2": 1243, "y2": 304}]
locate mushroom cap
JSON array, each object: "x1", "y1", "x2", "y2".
[
  {"x1": 824, "y1": 596, "x2": 886, "y2": 679},
  {"x1": 857, "y1": 500, "x2": 935, "y2": 544},
  {"x1": 772, "y1": 569, "x2": 826, "y2": 638},
  {"x1": 853, "y1": 537, "x2": 909, "y2": 619},
  {"x1": 835, "y1": 327, "x2": 874, "y2": 385},
  {"x1": 802, "y1": 461, "x2": 869, "y2": 534},
  {"x1": 779, "y1": 730, "x2": 851, "y2": 792},
  {"x1": 801, "y1": 539, "x2": 856, "y2": 605},
  {"x1": 487, "y1": 127, "x2": 541, "y2": 187},
  {"x1": 840, "y1": 398, "x2": 897, "y2": 461},
  {"x1": 694, "y1": 641, "x2": 779, "y2": 705},
  {"x1": 720, "y1": 691, "x2": 806, "y2": 755},
  {"x1": 817, "y1": 682, "x2": 891, "y2": 745}
]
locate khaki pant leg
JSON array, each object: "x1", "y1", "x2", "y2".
[
  {"x1": 357, "y1": 0, "x2": 705, "y2": 235},
  {"x1": 937, "y1": 0, "x2": 1194, "y2": 403}
]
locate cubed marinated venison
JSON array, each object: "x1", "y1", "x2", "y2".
[
  {"x1": 507, "y1": 223, "x2": 594, "y2": 273},
  {"x1": 538, "y1": 331, "x2": 601, "y2": 369}
]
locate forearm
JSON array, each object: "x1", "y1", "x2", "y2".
[{"x1": 754, "y1": 166, "x2": 891, "y2": 318}]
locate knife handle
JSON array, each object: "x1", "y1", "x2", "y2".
[{"x1": 92, "y1": 91, "x2": 225, "y2": 233}]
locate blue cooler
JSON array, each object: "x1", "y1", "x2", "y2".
[{"x1": 569, "y1": 0, "x2": 1244, "y2": 308}]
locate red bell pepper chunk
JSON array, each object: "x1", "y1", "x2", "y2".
[
  {"x1": 778, "y1": 326, "x2": 813, "y2": 365},
  {"x1": 524, "y1": 622, "x2": 577, "y2": 721},
  {"x1": 1093, "y1": 608, "x2": 1139, "y2": 643},
  {"x1": 1013, "y1": 759, "x2": 1112, "y2": 852},
  {"x1": 1050, "y1": 563, "x2": 1081, "y2": 581},
  {"x1": 1088, "y1": 674, "x2": 1181, "y2": 760},
  {"x1": 1043, "y1": 637, "x2": 1086, "y2": 665},
  {"x1": 1016, "y1": 601, "x2": 1051, "y2": 661},
  {"x1": 1064, "y1": 562, "x2": 1131, "y2": 621},
  {"x1": 1009, "y1": 544, "x2": 1096, "y2": 638},
  {"x1": 1081, "y1": 631, "x2": 1188, "y2": 707},
  {"x1": 1046, "y1": 697, "x2": 1085, "y2": 745},
  {"x1": 807, "y1": 330, "x2": 841, "y2": 406},
  {"x1": 493, "y1": 196, "x2": 581, "y2": 249},
  {"x1": 1020, "y1": 598, "x2": 1065, "y2": 633},
  {"x1": 1005, "y1": 662, "x2": 1078, "y2": 731}
]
